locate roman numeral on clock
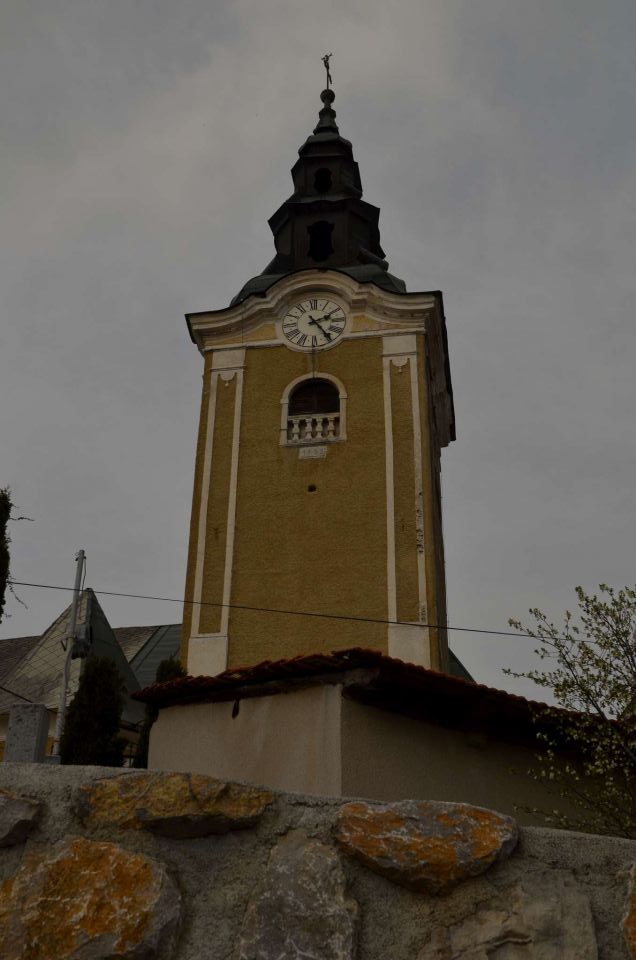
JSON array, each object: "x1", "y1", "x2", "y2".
[{"x1": 281, "y1": 299, "x2": 346, "y2": 349}]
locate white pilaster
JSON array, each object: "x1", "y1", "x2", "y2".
[
  {"x1": 382, "y1": 335, "x2": 430, "y2": 668},
  {"x1": 382, "y1": 354, "x2": 397, "y2": 626},
  {"x1": 188, "y1": 348, "x2": 245, "y2": 676}
]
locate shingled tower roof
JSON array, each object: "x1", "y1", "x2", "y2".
[{"x1": 232, "y1": 84, "x2": 406, "y2": 305}]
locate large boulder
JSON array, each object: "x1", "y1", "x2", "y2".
[
  {"x1": 418, "y1": 875, "x2": 597, "y2": 959},
  {"x1": 623, "y1": 863, "x2": 636, "y2": 958},
  {"x1": 0, "y1": 836, "x2": 181, "y2": 959},
  {"x1": 77, "y1": 771, "x2": 274, "y2": 838},
  {"x1": 236, "y1": 829, "x2": 358, "y2": 960},
  {"x1": 335, "y1": 799, "x2": 518, "y2": 894},
  {"x1": 0, "y1": 789, "x2": 41, "y2": 847}
]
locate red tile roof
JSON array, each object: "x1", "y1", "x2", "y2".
[{"x1": 133, "y1": 647, "x2": 559, "y2": 745}]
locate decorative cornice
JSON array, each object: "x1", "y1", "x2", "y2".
[{"x1": 186, "y1": 270, "x2": 438, "y2": 352}]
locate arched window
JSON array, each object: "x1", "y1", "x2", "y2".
[
  {"x1": 307, "y1": 221, "x2": 334, "y2": 262},
  {"x1": 281, "y1": 374, "x2": 347, "y2": 445},
  {"x1": 314, "y1": 168, "x2": 332, "y2": 194},
  {"x1": 289, "y1": 379, "x2": 339, "y2": 416}
]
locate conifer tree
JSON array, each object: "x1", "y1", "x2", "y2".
[
  {"x1": 0, "y1": 488, "x2": 12, "y2": 623},
  {"x1": 60, "y1": 656, "x2": 126, "y2": 766},
  {"x1": 133, "y1": 656, "x2": 187, "y2": 768}
]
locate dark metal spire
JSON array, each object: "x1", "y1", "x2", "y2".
[
  {"x1": 313, "y1": 87, "x2": 339, "y2": 136},
  {"x1": 230, "y1": 63, "x2": 406, "y2": 305},
  {"x1": 315, "y1": 54, "x2": 338, "y2": 135}
]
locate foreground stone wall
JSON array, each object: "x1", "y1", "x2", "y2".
[{"x1": 0, "y1": 764, "x2": 634, "y2": 959}]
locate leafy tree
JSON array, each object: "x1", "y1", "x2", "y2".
[
  {"x1": 0, "y1": 489, "x2": 10, "y2": 623},
  {"x1": 507, "y1": 584, "x2": 636, "y2": 837},
  {"x1": 60, "y1": 656, "x2": 126, "y2": 766},
  {"x1": 0, "y1": 488, "x2": 32, "y2": 624},
  {"x1": 133, "y1": 656, "x2": 187, "y2": 768}
]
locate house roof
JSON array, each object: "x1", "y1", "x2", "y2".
[
  {"x1": 0, "y1": 591, "x2": 144, "y2": 726},
  {"x1": 112, "y1": 626, "x2": 158, "y2": 662},
  {"x1": 133, "y1": 647, "x2": 556, "y2": 747},
  {"x1": 0, "y1": 635, "x2": 40, "y2": 684},
  {"x1": 128, "y1": 624, "x2": 181, "y2": 689},
  {"x1": 0, "y1": 619, "x2": 181, "y2": 707}
]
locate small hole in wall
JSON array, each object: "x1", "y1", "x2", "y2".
[{"x1": 307, "y1": 484, "x2": 317, "y2": 492}]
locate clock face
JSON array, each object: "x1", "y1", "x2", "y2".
[{"x1": 280, "y1": 297, "x2": 347, "y2": 350}]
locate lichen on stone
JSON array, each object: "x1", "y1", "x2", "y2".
[
  {"x1": 335, "y1": 798, "x2": 518, "y2": 894},
  {"x1": 77, "y1": 771, "x2": 274, "y2": 838},
  {"x1": 0, "y1": 836, "x2": 181, "y2": 960}
]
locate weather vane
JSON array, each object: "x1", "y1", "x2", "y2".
[{"x1": 322, "y1": 53, "x2": 333, "y2": 89}]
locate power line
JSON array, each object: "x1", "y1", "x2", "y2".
[
  {"x1": 0, "y1": 683, "x2": 35, "y2": 704},
  {"x1": 0, "y1": 678, "x2": 56, "y2": 712},
  {"x1": 11, "y1": 579, "x2": 546, "y2": 642},
  {"x1": 2, "y1": 636, "x2": 74, "y2": 680}
]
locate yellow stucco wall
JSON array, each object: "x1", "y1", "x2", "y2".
[
  {"x1": 181, "y1": 280, "x2": 450, "y2": 674},
  {"x1": 391, "y1": 362, "x2": 420, "y2": 625},
  {"x1": 227, "y1": 338, "x2": 388, "y2": 667}
]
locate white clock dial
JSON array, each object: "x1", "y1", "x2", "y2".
[{"x1": 280, "y1": 297, "x2": 347, "y2": 350}]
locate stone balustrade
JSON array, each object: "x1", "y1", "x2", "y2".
[{"x1": 287, "y1": 412, "x2": 340, "y2": 443}]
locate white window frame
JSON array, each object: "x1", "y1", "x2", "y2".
[{"x1": 280, "y1": 372, "x2": 348, "y2": 446}]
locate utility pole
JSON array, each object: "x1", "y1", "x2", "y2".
[{"x1": 52, "y1": 549, "x2": 86, "y2": 758}]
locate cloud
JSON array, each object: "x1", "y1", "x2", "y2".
[{"x1": 1, "y1": 0, "x2": 635, "y2": 700}]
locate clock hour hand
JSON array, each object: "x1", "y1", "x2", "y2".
[{"x1": 308, "y1": 316, "x2": 333, "y2": 341}]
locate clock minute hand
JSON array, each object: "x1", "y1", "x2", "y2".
[{"x1": 308, "y1": 316, "x2": 333, "y2": 341}]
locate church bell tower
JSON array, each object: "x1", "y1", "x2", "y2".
[{"x1": 181, "y1": 77, "x2": 455, "y2": 677}]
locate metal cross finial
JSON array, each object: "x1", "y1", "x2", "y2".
[{"x1": 322, "y1": 53, "x2": 333, "y2": 89}]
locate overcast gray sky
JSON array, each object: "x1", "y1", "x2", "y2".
[{"x1": 1, "y1": 0, "x2": 635, "y2": 697}]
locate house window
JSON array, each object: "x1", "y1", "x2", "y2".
[{"x1": 281, "y1": 374, "x2": 347, "y2": 445}]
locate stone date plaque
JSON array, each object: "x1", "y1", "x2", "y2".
[{"x1": 298, "y1": 446, "x2": 327, "y2": 459}]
